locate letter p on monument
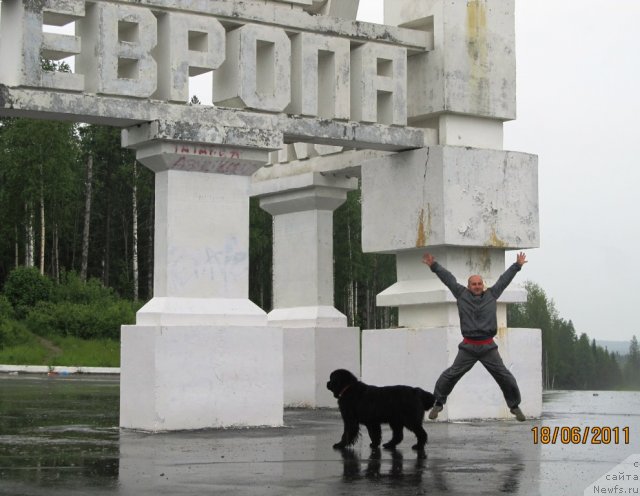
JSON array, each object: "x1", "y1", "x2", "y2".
[{"x1": 154, "y1": 13, "x2": 226, "y2": 103}]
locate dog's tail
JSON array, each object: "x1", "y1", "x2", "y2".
[{"x1": 419, "y1": 389, "x2": 436, "y2": 411}]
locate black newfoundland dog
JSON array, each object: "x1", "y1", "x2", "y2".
[{"x1": 327, "y1": 369, "x2": 436, "y2": 451}]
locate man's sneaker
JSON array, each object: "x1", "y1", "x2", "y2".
[
  {"x1": 510, "y1": 406, "x2": 526, "y2": 422},
  {"x1": 428, "y1": 403, "x2": 443, "y2": 420}
]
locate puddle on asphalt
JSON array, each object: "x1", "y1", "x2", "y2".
[{"x1": 0, "y1": 375, "x2": 120, "y2": 491}]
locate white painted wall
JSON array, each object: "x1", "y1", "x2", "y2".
[
  {"x1": 283, "y1": 327, "x2": 360, "y2": 407},
  {"x1": 120, "y1": 325, "x2": 284, "y2": 430}
]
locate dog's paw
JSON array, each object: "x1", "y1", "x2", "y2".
[
  {"x1": 411, "y1": 443, "x2": 426, "y2": 451},
  {"x1": 333, "y1": 442, "x2": 347, "y2": 450},
  {"x1": 382, "y1": 442, "x2": 398, "y2": 450}
]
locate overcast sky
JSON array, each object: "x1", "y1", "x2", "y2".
[{"x1": 359, "y1": 0, "x2": 640, "y2": 343}]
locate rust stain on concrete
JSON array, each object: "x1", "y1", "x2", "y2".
[
  {"x1": 415, "y1": 206, "x2": 431, "y2": 247},
  {"x1": 487, "y1": 227, "x2": 508, "y2": 248},
  {"x1": 466, "y1": 0, "x2": 489, "y2": 108},
  {"x1": 479, "y1": 247, "x2": 492, "y2": 272},
  {"x1": 467, "y1": 1, "x2": 488, "y2": 62}
]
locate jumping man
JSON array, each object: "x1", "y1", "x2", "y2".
[{"x1": 422, "y1": 251, "x2": 527, "y2": 421}]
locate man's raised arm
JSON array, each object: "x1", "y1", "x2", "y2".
[
  {"x1": 422, "y1": 252, "x2": 466, "y2": 298},
  {"x1": 489, "y1": 252, "x2": 527, "y2": 299}
]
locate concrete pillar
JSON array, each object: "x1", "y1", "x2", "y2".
[
  {"x1": 384, "y1": 0, "x2": 516, "y2": 147},
  {"x1": 360, "y1": 146, "x2": 542, "y2": 421},
  {"x1": 119, "y1": 131, "x2": 283, "y2": 431},
  {"x1": 252, "y1": 172, "x2": 360, "y2": 407},
  {"x1": 354, "y1": 0, "x2": 542, "y2": 420}
]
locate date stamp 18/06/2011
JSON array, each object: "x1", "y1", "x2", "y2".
[{"x1": 531, "y1": 426, "x2": 630, "y2": 445}]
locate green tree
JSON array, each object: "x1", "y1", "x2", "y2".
[
  {"x1": 77, "y1": 125, "x2": 154, "y2": 298},
  {"x1": 333, "y1": 187, "x2": 397, "y2": 328},
  {"x1": 508, "y1": 282, "x2": 624, "y2": 390},
  {"x1": 249, "y1": 197, "x2": 272, "y2": 310},
  {"x1": 0, "y1": 117, "x2": 79, "y2": 277},
  {"x1": 574, "y1": 332, "x2": 594, "y2": 389},
  {"x1": 624, "y1": 335, "x2": 640, "y2": 389},
  {"x1": 3, "y1": 266, "x2": 53, "y2": 318},
  {"x1": 591, "y1": 340, "x2": 622, "y2": 389},
  {"x1": 0, "y1": 60, "x2": 81, "y2": 282},
  {"x1": 508, "y1": 282, "x2": 557, "y2": 387}
]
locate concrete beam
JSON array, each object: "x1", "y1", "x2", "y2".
[
  {"x1": 106, "y1": 0, "x2": 431, "y2": 52},
  {"x1": 280, "y1": 114, "x2": 425, "y2": 151},
  {"x1": 0, "y1": 86, "x2": 426, "y2": 151},
  {"x1": 122, "y1": 121, "x2": 282, "y2": 151},
  {"x1": 255, "y1": 149, "x2": 390, "y2": 180}
]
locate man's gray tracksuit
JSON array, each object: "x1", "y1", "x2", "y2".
[{"x1": 429, "y1": 261, "x2": 522, "y2": 409}]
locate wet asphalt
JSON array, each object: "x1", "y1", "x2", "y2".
[{"x1": 0, "y1": 375, "x2": 638, "y2": 496}]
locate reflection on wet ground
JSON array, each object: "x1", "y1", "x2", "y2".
[
  {"x1": 0, "y1": 375, "x2": 119, "y2": 495},
  {"x1": 0, "y1": 375, "x2": 639, "y2": 495}
]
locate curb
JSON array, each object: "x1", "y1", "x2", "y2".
[{"x1": 0, "y1": 364, "x2": 120, "y2": 375}]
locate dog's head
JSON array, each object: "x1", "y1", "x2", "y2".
[{"x1": 326, "y1": 369, "x2": 359, "y2": 398}]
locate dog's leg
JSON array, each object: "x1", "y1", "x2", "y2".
[
  {"x1": 334, "y1": 419, "x2": 360, "y2": 449},
  {"x1": 382, "y1": 423, "x2": 404, "y2": 449},
  {"x1": 365, "y1": 423, "x2": 382, "y2": 448},
  {"x1": 410, "y1": 424, "x2": 428, "y2": 451}
]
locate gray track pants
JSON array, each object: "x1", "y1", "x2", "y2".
[{"x1": 433, "y1": 341, "x2": 522, "y2": 409}]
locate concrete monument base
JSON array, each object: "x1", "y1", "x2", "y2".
[
  {"x1": 281, "y1": 326, "x2": 360, "y2": 408},
  {"x1": 120, "y1": 324, "x2": 283, "y2": 431},
  {"x1": 362, "y1": 327, "x2": 541, "y2": 420},
  {"x1": 268, "y1": 305, "x2": 349, "y2": 329}
]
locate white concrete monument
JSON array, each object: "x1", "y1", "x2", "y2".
[
  {"x1": 359, "y1": 0, "x2": 542, "y2": 421},
  {"x1": 0, "y1": 0, "x2": 430, "y2": 429},
  {"x1": 0, "y1": 0, "x2": 542, "y2": 427},
  {"x1": 119, "y1": 132, "x2": 284, "y2": 430},
  {"x1": 254, "y1": 3, "x2": 363, "y2": 399}
]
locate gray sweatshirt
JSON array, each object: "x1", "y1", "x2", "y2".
[{"x1": 430, "y1": 261, "x2": 521, "y2": 340}]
